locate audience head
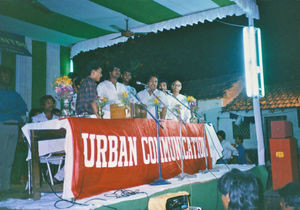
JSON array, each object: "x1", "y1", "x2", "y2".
[
  {"x1": 121, "y1": 70, "x2": 132, "y2": 85},
  {"x1": 0, "y1": 65, "x2": 12, "y2": 88},
  {"x1": 40, "y1": 95, "x2": 56, "y2": 113},
  {"x1": 147, "y1": 75, "x2": 159, "y2": 91},
  {"x1": 171, "y1": 80, "x2": 182, "y2": 94},
  {"x1": 278, "y1": 182, "x2": 300, "y2": 210},
  {"x1": 217, "y1": 130, "x2": 226, "y2": 141},
  {"x1": 218, "y1": 168, "x2": 260, "y2": 210},
  {"x1": 235, "y1": 135, "x2": 244, "y2": 145},
  {"x1": 158, "y1": 81, "x2": 168, "y2": 93},
  {"x1": 86, "y1": 61, "x2": 102, "y2": 82}
]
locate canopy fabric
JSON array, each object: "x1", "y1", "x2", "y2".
[{"x1": 0, "y1": 0, "x2": 259, "y2": 57}]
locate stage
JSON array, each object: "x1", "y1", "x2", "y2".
[{"x1": 0, "y1": 164, "x2": 268, "y2": 209}]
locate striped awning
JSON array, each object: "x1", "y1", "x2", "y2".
[{"x1": 0, "y1": 0, "x2": 259, "y2": 57}]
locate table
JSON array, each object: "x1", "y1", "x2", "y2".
[{"x1": 22, "y1": 118, "x2": 222, "y2": 200}]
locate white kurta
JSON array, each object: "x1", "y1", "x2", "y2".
[
  {"x1": 32, "y1": 112, "x2": 59, "y2": 123},
  {"x1": 221, "y1": 140, "x2": 239, "y2": 160},
  {"x1": 166, "y1": 93, "x2": 191, "y2": 122},
  {"x1": 97, "y1": 80, "x2": 127, "y2": 119},
  {"x1": 136, "y1": 89, "x2": 167, "y2": 119}
]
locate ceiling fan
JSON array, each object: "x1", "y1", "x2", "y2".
[{"x1": 110, "y1": 18, "x2": 149, "y2": 40}]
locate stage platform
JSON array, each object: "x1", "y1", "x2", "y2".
[{"x1": 0, "y1": 164, "x2": 268, "y2": 210}]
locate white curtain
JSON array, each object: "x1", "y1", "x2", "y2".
[
  {"x1": 46, "y1": 43, "x2": 61, "y2": 108},
  {"x1": 16, "y1": 37, "x2": 32, "y2": 111}
]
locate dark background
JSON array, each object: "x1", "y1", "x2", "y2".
[{"x1": 73, "y1": 0, "x2": 300, "y2": 91}]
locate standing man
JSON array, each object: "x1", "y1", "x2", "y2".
[
  {"x1": 137, "y1": 75, "x2": 167, "y2": 119},
  {"x1": 76, "y1": 61, "x2": 103, "y2": 118},
  {"x1": 166, "y1": 80, "x2": 191, "y2": 122},
  {"x1": 0, "y1": 65, "x2": 27, "y2": 192},
  {"x1": 97, "y1": 64, "x2": 126, "y2": 119},
  {"x1": 121, "y1": 70, "x2": 137, "y2": 103},
  {"x1": 158, "y1": 81, "x2": 168, "y2": 94},
  {"x1": 121, "y1": 70, "x2": 136, "y2": 95}
]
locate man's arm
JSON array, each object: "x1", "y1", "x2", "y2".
[
  {"x1": 161, "y1": 107, "x2": 166, "y2": 119},
  {"x1": 91, "y1": 101, "x2": 101, "y2": 118}
]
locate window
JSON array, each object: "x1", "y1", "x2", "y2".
[{"x1": 232, "y1": 121, "x2": 250, "y2": 139}]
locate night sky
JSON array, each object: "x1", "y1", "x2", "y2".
[{"x1": 73, "y1": 0, "x2": 300, "y2": 87}]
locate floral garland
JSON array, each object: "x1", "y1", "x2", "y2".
[{"x1": 53, "y1": 76, "x2": 74, "y2": 100}]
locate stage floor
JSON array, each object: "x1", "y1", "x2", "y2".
[{"x1": 0, "y1": 164, "x2": 268, "y2": 210}]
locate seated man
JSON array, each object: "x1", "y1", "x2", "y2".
[
  {"x1": 136, "y1": 75, "x2": 167, "y2": 119},
  {"x1": 279, "y1": 182, "x2": 300, "y2": 210},
  {"x1": 217, "y1": 130, "x2": 238, "y2": 164},
  {"x1": 32, "y1": 95, "x2": 59, "y2": 123},
  {"x1": 97, "y1": 64, "x2": 126, "y2": 118},
  {"x1": 218, "y1": 168, "x2": 260, "y2": 210},
  {"x1": 234, "y1": 135, "x2": 246, "y2": 164}
]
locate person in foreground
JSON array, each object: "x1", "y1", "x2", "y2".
[
  {"x1": 217, "y1": 168, "x2": 260, "y2": 210},
  {"x1": 0, "y1": 65, "x2": 27, "y2": 192},
  {"x1": 278, "y1": 182, "x2": 300, "y2": 210},
  {"x1": 76, "y1": 61, "x2": 103, "y2": 118}
]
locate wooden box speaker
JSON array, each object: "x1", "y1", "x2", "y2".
[
  {"x1": 271, "y1": 120, "x2": 292, "y2": 138},
  {"x1": 270, "y1": 137, "x2": 298, "y2": 190}
]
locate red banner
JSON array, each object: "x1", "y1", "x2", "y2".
[{"x1": 67, "y1": 118, "x2": 211, "y2": 199}]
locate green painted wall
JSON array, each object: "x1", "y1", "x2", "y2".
[{"x1": 32, "y1": 40, "x2": 46, "y2": 109}]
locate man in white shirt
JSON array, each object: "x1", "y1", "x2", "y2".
[
  {"x1": 166, "y1": 80, "x2": 191, "y2": 122},
  {"x1": 97, "y1": 65, "x2": 126, "y2": 119},
  {"x1": 136, "y1": 76, "x2": 167, "y2": 119},
  {"x1": 121, "y1": 70, "x2": 137, "y2": 103},
  {"x1": 216, "y1": 130, "x2": 238, "y2": 164},
  {"x1": 32, "y1": 95, "x2": 59, "y2": 123}
]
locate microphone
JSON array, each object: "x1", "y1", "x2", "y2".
[{"x1": 136, "y1": 81, "x2": 148, "y2": 87}]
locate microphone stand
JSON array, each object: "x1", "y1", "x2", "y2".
[
  {"x1": 165, "y1": 93, "x2": 197, "y2": 180},
  {"x1": 166, "y1": 92, "x2": 215, "y2": 174},
  {"x1": 131, "y1": 89, "x2": 170, "y2": 185}
]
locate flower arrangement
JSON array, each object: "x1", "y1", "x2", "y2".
[
  {"x1": 97, "y1": 96, "x2": 108, "y2": 109},
  {"x1": 119, "y1": 91, "x2": 130, "y2": 105},
  {"x1": 187, "y1": 96, "x2": 198, "y2": 123},
  {"x1": 187, "y1": 96, "x2": 197, "y2": 109},
  {"x1": 96, "y1": 96, "x2": 108, "y2": 118},
  {"x1": 53, "y1": 76, "x2": 74, "y2": 100},
  {"x1": 153, "y1": 96, "x2": 160, "y2": 106},
  {"x1": 173, "y1": 104, "x2": 182, "y2": 115}
]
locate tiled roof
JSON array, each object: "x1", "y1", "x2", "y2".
[
  {"x1": 182, "y1": 73, "x2": 242, "y2": 99},
  {"x1": 222, "y1": 82, "x2": 300, "y2": 112}
]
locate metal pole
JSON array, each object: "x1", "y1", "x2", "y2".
[
  {"x1": 253, "y1": 97, "x2": 265, "y2": 165},
  {"x1": 248, "y1": 17, "x2": 265, "y2": 165}
]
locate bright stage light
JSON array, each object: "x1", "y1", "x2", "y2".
[
  {"x1": 243, "y1": 26, "x2": 264, "y2": 97},
  {"x1": 70, "y1": 59, "x2": 74, "y2": 73}
]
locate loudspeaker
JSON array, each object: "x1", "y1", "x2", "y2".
[
  {"x1": 271, "y1": 121, "x2": 292, "y2": 139},
  {"x1": 270, "y1": 137, "x2": 298, "y2": 190}
]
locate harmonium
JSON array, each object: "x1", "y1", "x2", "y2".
[{"x1": 110, "y1": 103, "x2": 147, "y2": 119}]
